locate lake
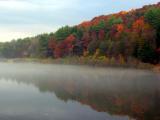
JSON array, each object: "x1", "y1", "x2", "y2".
[{"x1": 0, "y1": 62, "x2": 159, "y2": 120}]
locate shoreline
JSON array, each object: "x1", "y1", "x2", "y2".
[{"x1": 0, "y1": 57, "x2": 158, "y2": 72}]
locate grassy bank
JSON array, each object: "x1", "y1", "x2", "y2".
[
  {"x1": 0, "y1": 56, "x2": 155, "y2": 70},
  {"x1": 153, "y1": 64, "x2": 160, "y2": 73}
]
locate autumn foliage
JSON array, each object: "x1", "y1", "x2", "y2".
[{"x1": 0, "y1": 2, "x2": 160, "y2": 64}]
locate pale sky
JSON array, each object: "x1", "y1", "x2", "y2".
[{"x1": 0, "y1": 0, "x2": 159, "y2": 42}]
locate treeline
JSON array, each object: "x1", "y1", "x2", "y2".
[{"x1": 0, "y1": 3, "x2": 160, "y2": 64}]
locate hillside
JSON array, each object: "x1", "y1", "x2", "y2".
[{"x1": 0, "y1": 2, "x2": 160, "y2": 64}]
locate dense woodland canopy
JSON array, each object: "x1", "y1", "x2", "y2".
[{"x1": 0, "y1": 2, "x2": 160, "y2": 64}]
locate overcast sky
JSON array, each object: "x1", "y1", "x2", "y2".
[{"x1": 0, "y1": 0, "x2": 159, "y2": 42}]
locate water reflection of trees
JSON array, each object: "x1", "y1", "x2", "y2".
[
  {"x1": 0, "y1": 70, "x2": 160, "y2": 120},
  {"x1": 36, "y1": 79, "x2": 160, "y2": 120}
]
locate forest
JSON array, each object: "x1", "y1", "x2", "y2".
[{"x1": 0, "y1": 2, "x2": 160, "y2": 64}]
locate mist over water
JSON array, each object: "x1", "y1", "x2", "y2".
[{"x1": 0, "y1": 62, "x2": 159, "y2": 120}]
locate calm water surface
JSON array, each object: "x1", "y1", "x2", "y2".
[{"x1": 0, "y1": 62, "x2": 159, "y2": 120}]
